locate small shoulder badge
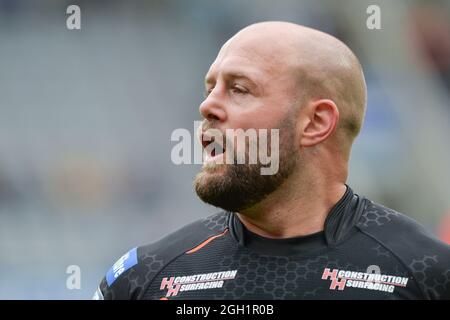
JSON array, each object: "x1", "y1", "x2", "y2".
[{"x1": 106, "y1": 247, "x2": 138, "y2": 286}]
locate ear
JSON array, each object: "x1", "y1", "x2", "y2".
[{"x1": 299, "y1": 99, "x2": 339, "y2": 147}]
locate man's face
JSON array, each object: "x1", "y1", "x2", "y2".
[{"x1": 194, "y1": 39, "x2": 301, "y2": 212}]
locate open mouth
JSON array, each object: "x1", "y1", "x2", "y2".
[{"x1": 201, "y1": 132, "x2": 226, "y2": 162}]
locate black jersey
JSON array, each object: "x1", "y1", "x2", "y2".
[{"x1": 94, "y1": 186, "x2": 450, "y2": 300}]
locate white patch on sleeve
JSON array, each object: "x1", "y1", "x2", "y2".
[{"x1": 92, "y1": 286, "x2": 104, "y2": 300}]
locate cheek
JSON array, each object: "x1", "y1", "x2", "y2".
[{"x1": 228, "y1": 100, "x2": 292, "y2": 131}]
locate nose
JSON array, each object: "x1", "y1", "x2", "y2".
[{"x1": 199, "y1": 88, "x2": 227, "y2": 122}]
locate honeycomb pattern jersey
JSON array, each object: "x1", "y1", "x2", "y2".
[{"x1": 94, "y1": 186, "x2": 450, "y2": 300}]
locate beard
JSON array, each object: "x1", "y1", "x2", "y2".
[{"x1": 194, "y1": 116, "x2": 299, "y2": 212}]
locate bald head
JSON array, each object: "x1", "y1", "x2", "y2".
[
  {"x1": 196, "y1": 22, "x2": 366, "y2": 211},
  {"x1": 217, "y1": 21, "x2": 367, "y2": 152}
]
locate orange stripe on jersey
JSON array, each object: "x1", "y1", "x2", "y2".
[{"x1": 186, "y1": 229, "x2": 229, "y2": 254}]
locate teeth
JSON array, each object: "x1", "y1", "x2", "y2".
[
  {"x1": 213, "y1": 142, "x2": 224, "y2": 155},
  {"x1": 202, "y1": 134, "x2": 225, "y2": 155},
  {"x1": 209, "y1": 141, "x2": 224, "y2": 157},
  {"x1": 201, "y1": 131, "x2": 226, "y2": 162}
]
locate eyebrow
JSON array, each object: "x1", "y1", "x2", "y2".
[{"x1": 205, "y1": 70, "x2": 258, "y2": 88}]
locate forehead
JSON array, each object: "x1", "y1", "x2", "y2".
[
  {"x1": 205, "y1": 56, "x2": 266, "y2": 84},
  {"x1": 205, "y1": 39, "x2": 289, "y2": 83}
]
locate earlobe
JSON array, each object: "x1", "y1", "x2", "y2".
[{"x1": 299, "y1": 99, "x2": 339, "y2": 147}]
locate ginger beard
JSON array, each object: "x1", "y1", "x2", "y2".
[{"x1": 194, "y1": 115, "x2": 299, "y2": 213}]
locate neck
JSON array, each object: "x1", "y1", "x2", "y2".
[{"x1": 237, "y1": 171, "x2": 347, "y2": 239}]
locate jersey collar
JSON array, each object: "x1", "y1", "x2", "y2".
[{"x1": 228, "y1": 185, "x2": 365, "y2": 256}]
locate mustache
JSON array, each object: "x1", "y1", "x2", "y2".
[
  {"x1": 198, "y1": 122, "x2": 227, "y2": 145},
  {"x1": 200, "y1": 121, "x2": 219, "y2": 134}
]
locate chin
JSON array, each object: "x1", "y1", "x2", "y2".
[
  {"x1": 201, "y1": 162, "x2": 228, "y2": 173},
  {"x1": 195, "y1": 165, "x2": 226, "y2": 189}
]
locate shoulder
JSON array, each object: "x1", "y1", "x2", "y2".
[
  {"x1": 357, "y1": 199, "x2": 450, "y2": 299},
  {"x1": 95, "y1": 211, "x2": 231, "y2": 300}
]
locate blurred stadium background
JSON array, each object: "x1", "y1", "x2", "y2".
[{"x1": 0, "y1": 0, "x2": 449, "y2": 299}]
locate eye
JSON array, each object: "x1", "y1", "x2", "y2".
[
  {"x1": 231, "y1": 84, "x2": 248, "y2": 95},
  {"x1": 203, "y1": 87, "x2": 213, "y2": 98}
]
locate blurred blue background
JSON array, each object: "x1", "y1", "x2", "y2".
[{"x1": 0, "y1": 0, "x2": 449, "y2": 299}]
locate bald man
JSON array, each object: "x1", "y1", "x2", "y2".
[{"x1": 95, "y1": 22, "x2": 450, "y2": 300}]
